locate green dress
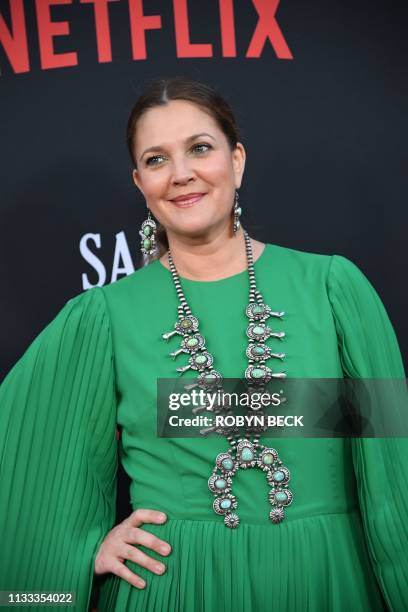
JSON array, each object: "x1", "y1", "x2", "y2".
[{"x1": 0, "y1": 243, "x2": 407, "y2": 612}]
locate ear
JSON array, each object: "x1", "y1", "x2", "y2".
[
  {"x1": 132, "y1": 169, "x2": 144, "y2": 196},
  {"x1": 233, "y1": 142, "x2": 246, "y2": 189}
]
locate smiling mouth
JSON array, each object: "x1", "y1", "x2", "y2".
[{"x1": 170, "y1": 194, "x2": 205, "y2": 207}]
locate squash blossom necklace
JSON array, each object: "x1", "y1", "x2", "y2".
[{"x1": 162, "y1": 229, "x2": 293, "y2": 528}]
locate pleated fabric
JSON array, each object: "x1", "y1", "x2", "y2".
[
  {"x1": 0, "y1": 288, "x2": 118, "y2": 611},
  {"x1": 96, "y1": 249, "x2": 407, "y2": 612},
  {"x1": 328, "y1": 255, "x2": 408, "y2": 611},
  {"x1": 97, "y1": 512, "x2": 386, "y2": 612},
  {"x1": 1, "y1": 244, "x2": 407, "y2": 612}
]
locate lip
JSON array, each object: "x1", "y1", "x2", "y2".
[{"x1": 170, "y1": 193, "x2": 205, "y2": 207}]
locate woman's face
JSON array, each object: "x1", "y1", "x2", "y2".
[{"x1": 131, "y1": 100, "x2": 246, "y2": 239}]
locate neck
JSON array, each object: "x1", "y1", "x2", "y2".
[{"x1": 159, "y1": 226, "x2": 265, "y2": 281}]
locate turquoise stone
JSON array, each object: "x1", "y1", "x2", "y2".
[
  {"x1": 273, "y1": 471, "x2": 285, "y2": 482},
  {"x1": 241, "y1": 447, "x2": 254, "y2": 461},
  {"x1": 253, "y1": 346, "x2": 265, "y2": 356},
  {"x1": 143, "y1": 225, "x2": 152, "y2": 236},
  {"x1": 263, "y1": 453, "x2": 274, "y2": 465},
  {"x1": 222, "y1": 458, "x2": 234, "y2": 470},
  {"x1": 220, "y1": 499, "x2": 231, "y2": 509},
  {"x1": 187, "y1": 338, "x2": 198, "y2": 347},
  {"x1": 181, "y1": 320, "x2": 191, "y2": 329},
  {"x1": 215, "y1": 479, "x2": 226, "y2": 490},
  {"x1": 275, "y1": 492, "x2": 288, "y2": 503},
  {"x1": 251, "y1": 368, "x2": 264, "y2": 379},
  {"x1": 143, "y1": 238, "x2": 151, "y2": 250},
  {"x1": 195, "y1": 354, "x2": 207, "y2": 365},
  {"x1": 205, "y1": 374, "x2": 216, "y2": 380},
  {"x1": 253, "y1": 305, "x2": 264, "y2": 315},
  {"x1": 253, "y1": 325, "x2": 264, "y2": 335}
]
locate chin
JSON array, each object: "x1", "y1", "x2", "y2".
[
  {"x1": 171, "y1": 219, "x2": 216, "y2": 237},
  {"x1": 164, "y1": 209, "x2": 215, "y2": 230}
]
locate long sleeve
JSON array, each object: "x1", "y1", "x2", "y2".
[
  {"x1": 0, "y1": 287, "x2": 118, "y2": 611},
  {"x1": 327, "y1": 255, "x2": 408, "y2": 612}
]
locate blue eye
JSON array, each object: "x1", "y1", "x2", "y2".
[
  {"x1": 145, "y1": 143, "x2": 212, "y2": 166},
  {"x1": 193, "y1": 143, "x2": 212, "y2": 154},
  {"x1": 145, "y1": 155, "x2": 164, "y2": 166}
]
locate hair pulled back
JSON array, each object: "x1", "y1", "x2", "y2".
[{"x1": 126, "y1": 76, "x2": 241, "y2": 261}]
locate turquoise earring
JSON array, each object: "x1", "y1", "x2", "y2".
[
  {"x1": 233, "y1": 190, "x2": 242, "y2": 235},
  {"x1": 139, "y1": 208, "x2": 158, "y2": 256}
]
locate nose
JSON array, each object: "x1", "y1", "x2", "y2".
[{"x1": 170, "y1": 155, "x2": 195, "y2": 185}]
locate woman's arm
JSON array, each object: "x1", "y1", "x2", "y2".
[
  {"x1": 327, "y1": 254, "x2": 408, "y2": 612},
  {"x1": 0, "y1": 287, "x2": 118, "y2": 611}
]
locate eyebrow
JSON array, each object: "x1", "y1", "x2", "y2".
[{"x1": 140, "y1": 132, "x2": 215, "y2": 161}]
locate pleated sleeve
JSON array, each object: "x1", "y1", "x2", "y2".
[
  {"x1": 327, "y1": 255, "x2": 408, "y2": 612},
  {"x1": 0, "y1": 287, "x2": 118, "y2": 611}
]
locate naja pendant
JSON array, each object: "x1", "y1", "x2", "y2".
[{"x1": 208, "y1": 439, "x2": 293, "y2": 528}]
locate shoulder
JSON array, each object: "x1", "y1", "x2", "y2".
[
  {"x1": 98, "y1": 260, "x2": 160, "y2": 299},
  {"x1": 265, "y1": 242, "x2": 333, "y2": 283},
  {"x1": 266, "y1": 242, "x2": 331, "y2": 265},
  {"x1": 52, "y1": 285, "x2": 113, "y2": 340},
  {"x1": 65, "y1": 262, "x2": 158, "y2": 313},
  {"x1": 326, "y1": 254, "x2": 378, "y2": 302},
  {"x1": 266, "y1": 243, "x2": 370, "y2": 286},
  {"x1": 65, "y1": 284, "x2": 109, "y2": 316}
]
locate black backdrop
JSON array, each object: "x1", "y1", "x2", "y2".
[{"x1": 1, "y1": 1, "x2": 407, "y2": 378}]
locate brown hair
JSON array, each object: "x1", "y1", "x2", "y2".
[{"x1": 126, "y1": 76, "x2": 241, "y2": 263}]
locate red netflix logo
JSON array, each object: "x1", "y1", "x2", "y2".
[{"x1": 0, "y1": 0, "x2": 293, "y2": 75}]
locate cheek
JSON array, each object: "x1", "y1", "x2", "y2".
[
  {"x1": 142, "y1": 173, "x2": 167, "y2": 199},
  {"x1": 203, "y1": 157, "x2": 232, "y2": 185}
]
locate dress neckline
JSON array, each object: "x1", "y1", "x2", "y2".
[{"x1": 156, "y1": 242, "x2": 270, "y2": 285}]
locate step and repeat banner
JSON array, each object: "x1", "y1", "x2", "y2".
[{"x1": 1, "y1": 2, "x2": 406, "y2": 376}]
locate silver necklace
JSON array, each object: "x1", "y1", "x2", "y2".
[{"x1": 162, "y1": 230, "x2": 293, "y2": 528}]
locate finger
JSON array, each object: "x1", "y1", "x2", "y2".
[
  {"x1": 126, "y1": 508, "x2": 167, "y2": 527},
  {"x1": 124, "y1": 544, "x2": 167, "y2": 576},
  {"x1": 127, "y1": 528, "x2": 172, "y2": 556},
  {"x1": 111, "y1": 560, "x2": 146, "y2": 589}
]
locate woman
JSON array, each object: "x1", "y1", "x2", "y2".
[{"x1": 0, "y1": 77, "x2": 407, "y2": 612}]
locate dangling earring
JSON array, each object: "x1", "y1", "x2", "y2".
[
  {"x1": 139, "y1": 207, "x2": 158, "y2": 256},
  {"x1": 233, "y1": 190, "x2": 242, "y2": 235}
]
